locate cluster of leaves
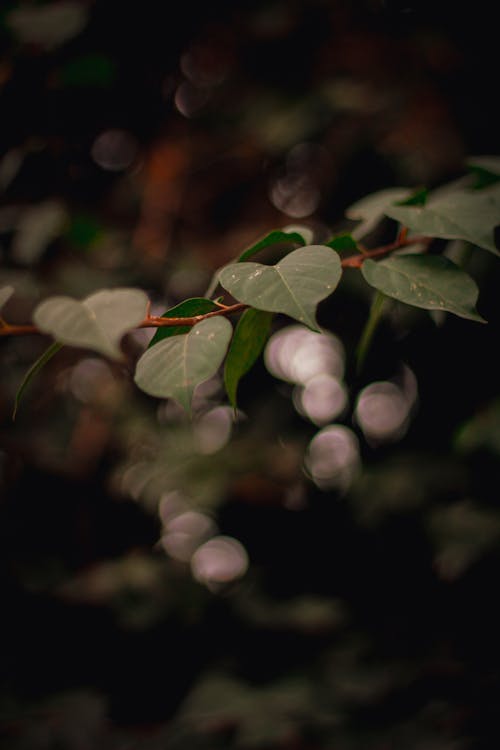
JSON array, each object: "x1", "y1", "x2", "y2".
[{"x1": 1, "y1": 156, "x2": 499, "y2": 417}]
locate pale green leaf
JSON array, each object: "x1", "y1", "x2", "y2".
[
  {"x1": 0, "y1": 286, "x2": 14, "y2": 312},
  {"x1": 346, "y1": 188, "x2": 412, "y2": 239},
  {"x1": 224, "y1": 308, "x2": 273, "y2": 408},
  {"x1": 205, "y1": 227, "x2": 312, "y2": 297},
  {"x1": 384, "y1": 183, "x2": 500, "y2": 254},
  {"x1": 361, "y1": 255, "x2": 485, "y2": 322},
  {"x1": 219, "y1": 245, "x2": 342, "y2": 331},
  {"x1": 33, "y1": 287, "x2": 149, "y2": 360},
  {"x1": 134, "y1": 317, "x2": 233, "y2": 414}
]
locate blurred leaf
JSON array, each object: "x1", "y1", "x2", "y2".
[
  {"x1": 430, "y1": 500, "x2": 500, "y2": 581},
  {"x1": 346, "y1": 188, "x2": 412, "y2": 239},
  {"x1": 224, "y1": 308, "x2": 273, "y2": 408},
  {"x1": 66, "y1": 214, "x2": 102, "y2": 248},
  {"x1": 59, "y1": 54, "x2": 117, "y2": 88},
  {"x1": 281, "y1": 223, "x2": 314, "y2": 245},
  {"x1": 219, "y1": 245, "x2": 342, "y2": 331},
  {"x1": 148, "y1": 298, "x2": 219, "y2": 348},
  {"x1": 455, "y1": 398, "x2": 500, "y2": 455},
  {"x1": 466, "y1": 155, "x2": 500, "y2": 189},
  {"x1": 235, "y1": 592, "x2": 347, "y2": 632},
  {"x1": 384, "y1": 183, "x2": 500, "y2": 254},
  {"x1": 396, "y1": 187, "x2": 428, "y2": 206},
  {"x1": 178, "y1": 673, "x2": 315, "y2": 747},
  {"x1": 13, "y1": 342, "x2": 63, "y2": 420},
  {"x1": 33, "y1": 288, "x2": 149, "y2": 360},
  {"x1": 0, "y1": 285, "x2": 14, "y2": 312},
  {"x1": 134, "y1": 317, "x2": 233, "y2": 414},
  {"x1": 12, "y1": 200, "x2": 67, "y2": 265},
  {"x1": 6, "y1": 1, "x2": 88, "y2": 49},
  {"x1": 237, "y1": 229, "x2": 306, "y2": 262},
  {"x1": 361, "y1": 255, "x2": 485, "y2": 322}
]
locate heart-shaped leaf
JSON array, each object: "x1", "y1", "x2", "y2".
[
  {"x1": 0, "y1": 285, "x2": 14, "y2": 312},
  {"x1": 33, "y1": 287, "x2": 149, "y2": 359},
  {"x1": 134, "y1": 316, "x2": 233, "y2": 414},
  {"x1": 148, "y1": 298, "x2": 219, "y2": 348},
  {"x1": 205, "y1": 227, "x2": 313, "y2": 297},
  {"x1": 219, "y1": 245, "x2": 342, "y2": 331},
  {"x1": 361, "y1": 254, "x2": 486, "y2": 322},
  {"x1": 384, "y1": 184, "x2": 500, "y2": 255},
  {"x1": 224, "y1": 308, "x2": 273, "y2": 409}
]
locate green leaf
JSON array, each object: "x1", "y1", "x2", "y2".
[
  {"x1": 33, "y1": 288, "x2": 149, "y2": 360},
  {"x1": 12, "y1": 342, "x2": 63, "y2": 420},
  {"x1": 224, "y1": 308, "x2": 273, "y2": 409},
  {"x1": 219, "y1": 245, "x2": 342, "y2": 331},
  {"x1": 205, "y1": 227, "x2": 313, "y2": 297},
  {"x1": 346, "y1": 188, "x2": 412, "y2": 240},
  {"x1": 384, "y1": 183, "x2": 500, "y2": 255},
  {"x1": 466, "y1": 155, "x2": 500, "y2": 189},
  {"x1": 361, "y1": 254, "x2": 485, "y2": 322},
  {"x1": 148, "y1": 298, "x2": 219, "y2": 348},
  {"x1": 237, "y1": 229, "x2": 306, "y2": 262},
  {"x1": 396, "y1": 188, "x2": 428, "y2": 206},
  {"x1": 325, "y1": 233, "x2": 358, "y2": 252},
  {"x1": 355, "y1": 290, "x2": 387, "y2": 373},
  {"x1": 134, "y1": 317, "x2": 233, "y2": 414},
  {"x1": 0, "y1": 285, "x2": 14, "y2": 312}
]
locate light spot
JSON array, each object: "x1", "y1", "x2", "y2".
[
  {"x1": 265, "y1": 324, "x2": 345, "y2": 384},
  {"x1": 305, "y1": 425, "x2": 360, "y2": 491},
  {"x1": 160, "y1": 511, "x2": 217, "y2": 563},
  {"x1": 191, "y1": 536, "x2": 249, "y2": 589},
  {"x1": 354, "y1": 373, "x2": 417, "y2": 444},
  {"x1": 194, "y1": 406, "x2": 233, "y2": 454},
  {"x1": 174, "y1": 81, "x2": 210, "y2": 118},
  {"x1": 91, "y1": 129, "x2": 138, "y2": 172},
  {"x1": 294, "y1": 374, "x2": 348, "y2": 425}
]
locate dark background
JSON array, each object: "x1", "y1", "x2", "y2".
[{"x1": 1, "y1": 1, "x2": 499, "y2": 748}]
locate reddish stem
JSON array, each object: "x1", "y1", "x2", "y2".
[
  {"x1": 0, "y1": 234, "x2": 430, "y2": 337},
  {"x1": 341, "y1": 234, "x2": 429, "y2": 269}
]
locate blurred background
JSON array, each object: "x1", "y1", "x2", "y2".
[{"x1": 0, "y1": 1, "x2": 499, "y2": 748}]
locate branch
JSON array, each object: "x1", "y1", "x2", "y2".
[
  {"x1": 341, "y1": 234, "x2": 430, "y2": 268},
  {"x1": 0, "y1": 322, "x2": 38, "y2": 336},
  {"x1": 0, "y1": 233, "x2": 429, "y2": 337},
  {"x1": 138, "y1": 302, "x2": 248, "y2": 328},
  {"x1": 0, "y1": 303, "x2": 249, "y2": 337}
]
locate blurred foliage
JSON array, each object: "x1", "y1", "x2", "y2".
[{"x1": 1, "y1": 1, "x2": 499, "y2": 748}]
